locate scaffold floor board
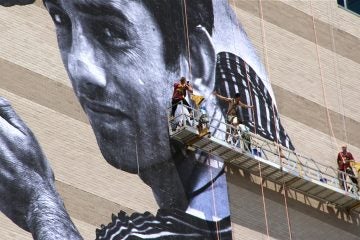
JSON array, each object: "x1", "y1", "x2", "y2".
[{"x1": 170, "y1": 124, "x2": 360, "y2": 213}]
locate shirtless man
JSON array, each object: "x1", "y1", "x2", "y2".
[{"x1": 213, "y1": 91, "x2": 252, "y2": 144}]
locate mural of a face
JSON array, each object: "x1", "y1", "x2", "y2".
[{"x1": 45, "y1": 0, "x2": 176, "y2": 173}]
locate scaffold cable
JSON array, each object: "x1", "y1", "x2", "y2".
[
  {"x1": 182, "y1": 0, "x2": 192, "y2": 78},
  {"x1": 258, "y1": 0, "x2": 293, "y2": 238},
  {"x1": 244, "y1": 28, "x2": 271, "y2": 240},
  {"x1": 328, "y1": 0, "x2": 349, "y2": 143},
  {"x1": 309, "y1": 0, "x2": 339, "y2": 151},
  {"x1": 181, "y1": 1, "x2": 221, "y2": 238},
  {"x1": 231, "y1": 0, "x2": 271, "y2": 237}
]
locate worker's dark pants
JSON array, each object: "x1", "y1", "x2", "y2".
[{"x1": 171, "y1": 99, "x2": 192, "y2": 117}]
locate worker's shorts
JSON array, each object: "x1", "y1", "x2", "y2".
[{"x1": 227, "y1": 115, "x2": 238, "y2": 125}]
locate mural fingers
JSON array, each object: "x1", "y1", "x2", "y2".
[{"x1": 0, "y1": 97, "x2": 29, "y2": 137}]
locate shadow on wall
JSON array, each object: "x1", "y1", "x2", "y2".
[{"x1": 226, "y1": 164, "x2": 360, "y2": 240}]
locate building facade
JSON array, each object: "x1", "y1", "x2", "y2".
[{"x1": 0, "y1": 0, "x2": 359, "y2": 239}]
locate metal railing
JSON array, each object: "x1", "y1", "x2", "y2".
[{"x1": 168, "y1": 102, "x2": 360, "y2": 198}]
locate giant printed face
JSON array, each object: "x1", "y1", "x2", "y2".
[{"x1": 44, "y1": 0, "x2": 179, "y2": 173}]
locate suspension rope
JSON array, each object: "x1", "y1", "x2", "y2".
[
  {"x1": 244, "y1": 54, "x2": 271, "y2": 240},
  {"x1": 181, "y1": 1, "x2": 189, "y2": 60},
  {"x1": 181, "y1": 2, "x2": 221, "y2": 238},
  {"x1": 258, "y1": 0, "x2": 271, "y2": 87},
  {"x1": 271, "y1": 107, "x2": 293, "y2": 240},
  {"x1": 258, "y1": 0, "x2": 292, "y2": 238},
  {"x1": 309, "y1": 0, "x2": 339, "y2": 150},
  {"x1": 182, "y1": 0, "x2": 192, "y2": 78},
  {"x1": 230, "y1": 0, "x2": 270, "y2": 238},
  {"x1": 229, "y1": 0, "x2": 271, "y2": 86},
  {"x1": 326, "y1": 0, "x2": 355, "y2": 193},
  {"x1": 282, "y1": 181, "x2": 293, "y2": 240},
  {"x1": 328, "y1": 0, "x2": 348, "y2": 143},
  {"x1": 209, "y1": 154, "x2": 221, "y2": 240}
]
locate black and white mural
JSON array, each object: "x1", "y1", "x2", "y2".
[
  {"x1": 0, "y1": 0, "x2": 33, "y2": 6},
  {"x1": 0, "y1": 0, "x2": 293, "y2": 239}
]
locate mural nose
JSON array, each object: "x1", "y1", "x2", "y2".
[
  {"x1": 68, "y1": 58, "x2": 107, "y2": 88},
  {"x1": 68, "y1": 32, "x2": 107, "y2": 89},
  {"x1": 67, "y1": 53, "x2": 107, "y2": 101}
]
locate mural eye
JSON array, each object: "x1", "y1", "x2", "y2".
[
  {"x1": 104, "y1": 28, "x2": 113, "y2": 38},
  {"x1": 100, "y1": 26, "x2": 128, "y2": 47},
  {"x1": 54, "y1": 14, "x2": 62, "y2": 24},
  {"x1": 49, "y1": 8, "x2": 70, "y2": 28},
  {"x1": 103, "y1": 27, "x2": 125, "y2": 40}
]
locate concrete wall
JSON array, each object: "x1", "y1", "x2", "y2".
[{"x1": 0, "y1": 0, "x2": 359, "y2": 239}]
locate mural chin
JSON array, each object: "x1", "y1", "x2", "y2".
[
  {"x1": 89, "y1": 114, "x2": 138, "y2": 172},
  {"x1": 99, "y1": 143, "x2": 138, "y2": 173}
]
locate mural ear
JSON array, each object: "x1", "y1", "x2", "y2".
[{"x1": 187, "y1": 25, "x2": 216, "y2": 97}]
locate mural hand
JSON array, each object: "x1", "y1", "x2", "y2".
[{"x1": 0, "y1": 97, "x2": 56, "y2": 231}]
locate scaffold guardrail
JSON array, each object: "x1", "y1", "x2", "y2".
[{"x1": 168, "y1": 102, "x2": 360, "y2": 211}]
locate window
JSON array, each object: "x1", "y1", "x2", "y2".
[{"x1": 338, "y1": 0, "x2": 360, "y2": 15}]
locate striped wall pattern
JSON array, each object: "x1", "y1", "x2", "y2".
[{"x1": 0, "y1": 0, "x2": 359, "y2": 239}]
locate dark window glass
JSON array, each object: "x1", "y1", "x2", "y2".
[
  {"x1": 347, "y1": 0, "x2": 360, "y2": 14},
  {"x1": 337, "y1": 0, "x2": 345, "y2": 7}
]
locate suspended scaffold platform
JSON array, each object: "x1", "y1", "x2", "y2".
[{"x1": 168, "y1": 103, "x2": 360, "y2": 213}]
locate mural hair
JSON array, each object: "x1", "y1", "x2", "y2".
[{"x1": 144, "y1": 0, "x2": 214, "y2": 67}]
